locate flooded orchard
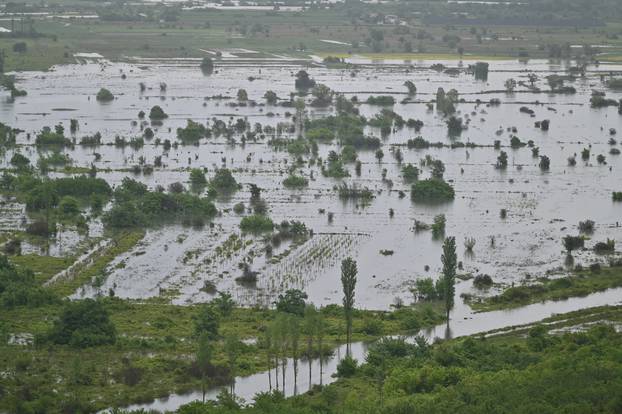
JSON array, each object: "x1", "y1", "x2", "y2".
[{"x1": 2, "y1": 57, "x2": 621, "y2": 309}]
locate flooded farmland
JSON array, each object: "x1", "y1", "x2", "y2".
[{"x1": 2, "y1": 57, "x2": 621, "y2": 309}]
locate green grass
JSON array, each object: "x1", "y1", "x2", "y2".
[
  {"x1": 0, "y1": 299, "x2": 444, "y2": 412},
  {"x1": 9, "y1": 254, "x2": 75, "y2": 284},
  {"x1": 466, "y1": 265, "x2": 622, "y2": 312},
  {"x1": 3, "y1": 9, "x2": 622, "y2": 72},
  {"x1": 47, "y1": 230, "x2": 145, "y2": 297}
]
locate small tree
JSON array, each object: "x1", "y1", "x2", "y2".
[
  {"x1": 224, "y1": 334, "x2": 241, "y2": 396},
  {"x1": 196, "y1": 333, "x2": 213, "y2": 403},
  {"x1": 96, "y1": 88, "x2": 114, "y2": 102},
  {"x1": 562, "y1": 235, "x2": 584, "y2": 254},
  {"x1": 237, "y1": 89, "x2": 248, "y2": 101},
  {"x1": 404, "y1": 80, "x2": 417, "y2": 95},
  {"x1": 504, "y1": 78, "x2": 517, "y2": 93},
  {"x1": 48, "y1": 299, "x2": 116, "y2": 348},
  {"x1": 193, "y1": 304, "x2": 220, "y2": 339},
  {"x1": 200, "y1": 56, "x2": 214, "y2": 73},
  {"x1": 497, "y1": 151, "x2": 508, "y2": 169},
  {"x1": 264, "y1": 90, "x2": 278, "y2": 105},
  {"x1": 539, "y1": 155, "x2": 551, "y2": 171},
  {"x1": 440, "y1": 237, "x2": 457, "y2": 320},
  {"x1": 275, "y1": 289, "x2": 307, "y2": 316},
  {"x1": 149, "y1": 105, "x2": 168, "y2": 120},
  {"x1": 189, "y1": 168, "x2": 207, "y2": 186},
  {"x1": 341, "y1": 257, "x2": 357, "y2": 354},
  {"x1": 446, "y1": 116, "x2": 463, "y2": 136}
]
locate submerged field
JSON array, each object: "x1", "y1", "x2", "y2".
[{"x1": 1, "y1": 57, "x2": 622, "y2": 310}]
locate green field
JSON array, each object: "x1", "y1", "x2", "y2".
[{"x1": 1, "y1": 3, "x2": 622, "y2": 72}]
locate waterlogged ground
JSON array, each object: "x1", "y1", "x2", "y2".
[{"x1": 2, "y1": 58, "x2": 622, "y2": 309}]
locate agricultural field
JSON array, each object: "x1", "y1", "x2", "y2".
[{"x1": 1, "y1": 0, "x2": 622, "y2": 413}]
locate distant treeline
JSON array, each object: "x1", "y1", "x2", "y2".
[{"x1": 423, "y1": 16, "x2": 605, "y2": 27}]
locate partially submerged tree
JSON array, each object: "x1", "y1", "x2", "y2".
[
  {"x1": 440, "y1": 236, "x2": 457, "y2": 321},
  {"x1": 96, "y1": 88, "x2": 114, "y2": 102}
]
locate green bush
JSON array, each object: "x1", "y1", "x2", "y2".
[
  {"x1": 10, "y1": 153, "x2": 30, "y2": 169},
  {"x1": 189, "y1": 168, "x2": 207, "y2": 186},
  {"x1": 95, "y1": 88, "x2": 114, "y2": 102},
  {"x1": 336, "y1": 355, "x2": 358, "y2": 377},
  {"x1": 177, "y1": 120, "x2": 207, "y2": 144},
  {"x1": 59, "y1": 196, "x2": 80, "y2": 216},
  {"x1": 275, "y1": 289, "x2": 308, "y2": 316},
  {"x1": 240, "y1": 215, "x2": 274, "y2": 233},
  {"x1": 209, "y1": 169, "x2": 238, "y2": 193},
  {"x1": 306, "y1": 128, "x2": 335, "y2": 141},
  {"x1": 149, "y1": 105, "x2": 168, "y2": 120},
  {"x1": 366, "y1": 95, "x2": 395, "y2": 106},
  {"x1": 402, "y1": 164, "x2": 420, "y2": 182},
  {"x1": 35, "y1": 127, "x2": 71, "y2": 146},
  {"x1": 48, "y1": 299, "x2": 116, "y2": 348},
  {"x1": 0, "y1": 255, "x2": 58, "y2": 309},
  {"x1": 283, "y1": 174, "x2": 309, "y2": 189},
  {"x1": 411, "y1": 179, "x2": 455, "y2": 202}
]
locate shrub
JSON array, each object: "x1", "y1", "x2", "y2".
[
  {"x1": 613, "y1": 192, "x2": 622, "y2": 202},
  {"x1": 177, "y1": 120, "x2": 207, "y2": 144},
  {"x1": 35, "y1": 127, "x2": 71, "y2": 146},
  {"x1": 59, "y1": 196, "x2": 80, "y2": 216},
  {"x1": 578, "y1": 220, "x2": 595, "y2": 233},
  {"x1": 193, "y1": 304, "x2": 220, "y2": 339},
  {"x1": 233, "y1": 202, "x2": 245, "y2": 214},
  {"x1": 149, "y1": 105, "x2": 168, "y2": 120},
  {"x1": 306, "y1": 128, "x2": 335, "y2": 142},
  {"x1": 10, "y1": 153, "x2": 30, "y2": 169},
  {"x1": 594, "y1": 239, "x2": 615, "y2": 254},
  {"x1": 402, "y1": 164, "x2": 420, "y2": 182},
  {"x1": 361, "y1": 318, "x2": 383, "y2": 335},
  {"x1": 562, "y1": 235, "x2": 584, "y2": 253},
  {"x1": 411, "y1": 179, "x2": 455, "y2": 203},
  {"x1": 189, "y1": 168, "x2": 207, "y2": 186},
  {"x1": 366, "y1": 95, "x2": 395, "y2": 106},
  {"x1": 275, "y1": 289, "x2": 307, "y2": 316},
  {"x1": 48, "y1": 299, "x2": 116, "y2": 348},
  {"x1": 210, "y1": 169, "x2": 238, "y2": 193},
  {"x1": 338, "y1": 183, "x2": 374, "y2": 201},
  {"x1": 431, "y1": 214, "x2": 446, "y2": 237},
  {"x1": 200, "y1": 56, "x2": 214, "y2": 71},
  {"x1": 283, "y1": 174, "x2": 309, "y2": 189},
  {"x1": 336, "y1": 355, "x2": 357, "y2": 378},
  {"x1": 211, "y1": 292, "x2": 235, "y2": 316},
  {"x1": 473, "y1": 274, "x2": 493, "y2": 289},
  {"x1": 412, "y1": 277, "x2": 437, "y2": 301},
  {"x1": 0, "y1": 256, "x2": 58, "y2": 308},
  {"x1": 240, "y1": 215, "x2": 274, "y2": 233},
  {"x1": 539, "y1": 155, "x2": 551, "y2": 171},
  {"x1": 96, "y1": 88, "x2": 114, "y2": 102},
  {"x1": 446, "y1": 116, "x2": 463, "y2": 135}
]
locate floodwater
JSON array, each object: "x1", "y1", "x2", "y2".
[
  {"x1": 1, "y1": 58, "x2": 621, "y2": 309},
  {"x1": 116, "y1": 286, "x2": 622, "y2": 413}
]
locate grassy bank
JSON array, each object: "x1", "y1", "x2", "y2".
[
  {"x1": 465, "y1": 264, "x2": 622, "y2": 312},
  {"x1": 0, "y1": 298, "x2": 444, "y2": 413},
  {"x1": 103, "y1": 305, "x2": 622, "y2": 414}
]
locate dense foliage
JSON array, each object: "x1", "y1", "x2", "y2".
[
  {"x1": 47, "y1": 299, "x2": 117, "y2": 348},
  {"x1": 0, "y1": 255, "x2": 57, "y2": 309},
  {"x1": 103, "y1": 177, "x2": 217, "y2": 228},
  {"x1": 411, "y1": 179, "x2": 455, "y2": 203}
]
